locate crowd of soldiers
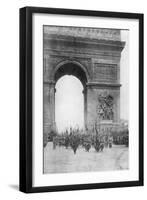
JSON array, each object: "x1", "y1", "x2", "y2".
[{"x1": 50, "y1": 126, "x2": 128, "y2": 154}]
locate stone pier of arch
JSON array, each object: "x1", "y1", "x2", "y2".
[{"x1": 43, "y1": 26, "x2": 125, "y2": 145}]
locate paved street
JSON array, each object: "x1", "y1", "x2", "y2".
[{"x1": 44, "y1": 142, "x2": 129, "y2": 174}]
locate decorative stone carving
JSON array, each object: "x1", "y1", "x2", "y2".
[
  {"x1": 97, "y1": 94, "x2": 114, "y2": 120},
  {"x1": 44, "y1": 26, "x2": 121, "y2": 41}
]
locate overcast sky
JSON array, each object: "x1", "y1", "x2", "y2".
[{"x1": 120, "y1": 30, "x2": 129, "y2": 121}]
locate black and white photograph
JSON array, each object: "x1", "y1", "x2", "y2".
[
  {"x1": 19, "y1": 7, "x2": 143, "y2": 193},
  {"x1": 43, "y1": 25, "x2": 129, "y2": 174},
  {"x1": 0, "y1": 0, "x2": 145, "y2": 198}
]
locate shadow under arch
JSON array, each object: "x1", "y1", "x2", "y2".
[{"x1": 53, "y1": 60, "x2": 89, "y2": 87}]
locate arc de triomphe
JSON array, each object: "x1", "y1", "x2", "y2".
[{"x1": 43, "y1": 26, "x2": 125, "y2": 144}]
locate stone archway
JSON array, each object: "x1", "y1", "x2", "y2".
[
  {"x1": 43, "y1": 26, "x2": 125, "y2": 144},
  {"x1": 43, "y1": 60, "x2": 88, "y2": 138},
  {"x1": 53, "y1": 60, "x2": 89, "y2": 86}
]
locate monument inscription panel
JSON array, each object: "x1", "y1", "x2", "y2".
[{"x1": 94, "y1": 63, "x2": 117, "y2": 82}]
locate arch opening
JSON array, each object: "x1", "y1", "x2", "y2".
[
  {"x1": 55, "y1": 75, "x2": 84, "y2": 133},
  {"x1": 54, "y1": 61, "x2": 88, "y2": 87}
]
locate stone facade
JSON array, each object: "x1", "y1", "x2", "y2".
[{"x1": 43, "y1": 26, "x2": 125, "y2": 142}]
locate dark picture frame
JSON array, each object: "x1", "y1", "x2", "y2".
[{"x1": 19, "y1": 6, "x2": 144, "y2": 193}]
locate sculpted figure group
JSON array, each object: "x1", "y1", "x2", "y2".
[{"x1": 97, "y1": 94, "x2": 114, "y2": 120}]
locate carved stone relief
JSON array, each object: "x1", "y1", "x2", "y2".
[{"x1": 97, "y1": 93, "x2": 114, "y2": 121}]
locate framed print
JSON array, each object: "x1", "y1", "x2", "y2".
[{"x1": 19, "y1": 7, "x2": 144, "y2": 193}]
